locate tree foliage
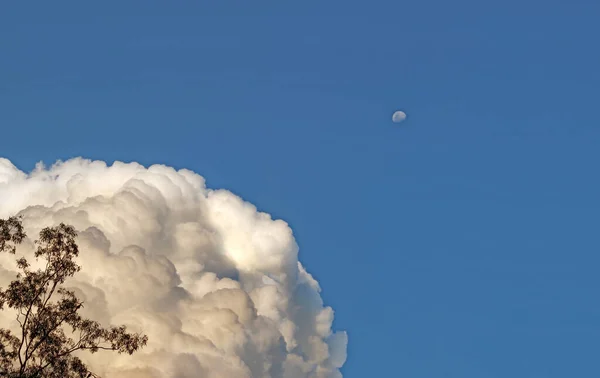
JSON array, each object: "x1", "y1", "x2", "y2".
[{"x1": 0, "y1": 217, "x2": 148, "y2": 378}]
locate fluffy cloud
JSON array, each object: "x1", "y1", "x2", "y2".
[{"x1": 0, "y1": 157, "x2": 347, "y2": 378}]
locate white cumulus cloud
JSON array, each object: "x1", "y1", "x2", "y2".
[{"x1": 0, "y1": 157, "x2": 347, "y2": 378}]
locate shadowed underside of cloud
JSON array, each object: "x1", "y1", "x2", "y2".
[{"x1": 0, "y1": 157, "x2": 347, "y2": 378}]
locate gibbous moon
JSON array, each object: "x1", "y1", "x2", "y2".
[{"x1": 392, "y1": 111, "x2": 407, "y2": 123}]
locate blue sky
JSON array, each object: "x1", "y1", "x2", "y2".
[{"x1": 2, "y1": 1, "x2": 600, "y2": 376}]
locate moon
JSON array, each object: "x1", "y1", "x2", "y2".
[{"x1": 392, "y1": 110, "x2": 407, "y2": 123}]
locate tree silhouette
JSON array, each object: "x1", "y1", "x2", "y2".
[{"x1": 0, "y1": 217, "x2": 148, "y2": 378}]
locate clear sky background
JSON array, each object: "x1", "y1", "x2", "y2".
[{"x1": 2, "y1": 2, "x2": 600, "y2": 377}]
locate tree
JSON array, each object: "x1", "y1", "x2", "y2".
[{"x1": 0, "y1": 216, "x2": 148, "y2": 378}]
